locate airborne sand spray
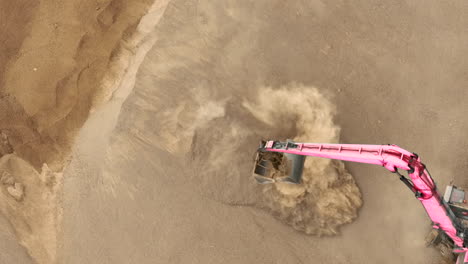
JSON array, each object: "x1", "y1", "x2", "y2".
[
  {"x1": 161, "y1": 84, "x2": 363, "y2": 235},
  {"x1": 244, "y1": 85, "x2": 362, "y2": 235}
]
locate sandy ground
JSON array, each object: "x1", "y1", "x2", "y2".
[
  {"x1": 0, "y1": 0, "x2": 168, "y2": 263},
  {"x1": 60, "y1": 0, "x2": 468, "y2": 264},
  {"x1": 1, "y1": 0, "x2": 468, "y2": 263}
]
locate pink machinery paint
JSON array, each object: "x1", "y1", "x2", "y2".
[{"x1": 253, "y1": 140, "x2": 468, "y2": 263}]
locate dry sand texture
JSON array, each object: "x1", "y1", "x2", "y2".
[
  {"x1": 1, "y1": 0, "x2": 468, "y2": 264},
  {"x1": 0, "y1": 0, "x2": 170, "y2": 263},
  {"x1": 61, "y1": 1, "x2": 468, "y2": 264}
]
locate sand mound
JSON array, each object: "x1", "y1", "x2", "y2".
[
  {"x1": 1, "y1": 0, "x2": 161, "y2": 171},
  {"x1": 0, "y1": 0, "x2": 170, "y2": 262}
]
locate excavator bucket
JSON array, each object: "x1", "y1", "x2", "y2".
[{"x1": 253, "y1": 145, "x2": 306, "y2": 184}]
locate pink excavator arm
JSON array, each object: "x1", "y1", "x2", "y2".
[{"x1": 261, "y1": 140, "x2": 468, "y2": 262}]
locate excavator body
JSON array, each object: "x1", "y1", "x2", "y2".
[{"x1": 253, "y1": 140, "x2": 468, "y2": 264}]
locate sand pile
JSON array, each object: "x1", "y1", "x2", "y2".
[
  {"x1": 1, "y1": 0, "x2": 161, "y2": 171},
  {"x1": 0, "y1": 0, "x2": 170, "y2": 262}
]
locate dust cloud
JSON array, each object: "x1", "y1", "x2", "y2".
[
  {"x1": 146, "y1": 79, "x2": 363, "y2": 235},
  {"x1": 178, "y1": 84, "x2": 363, "y2": 235},
  {"x1": 245, "y1": 85, "x2": 363, "y2": 235}
]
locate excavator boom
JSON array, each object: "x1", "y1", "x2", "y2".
[{"x1": 254, "y1": 140, "x2": 468, "y2": 263}]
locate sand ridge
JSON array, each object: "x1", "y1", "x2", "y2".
[{"x1": 0, "y1": 0, "x2": 170, "y2": 263}]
